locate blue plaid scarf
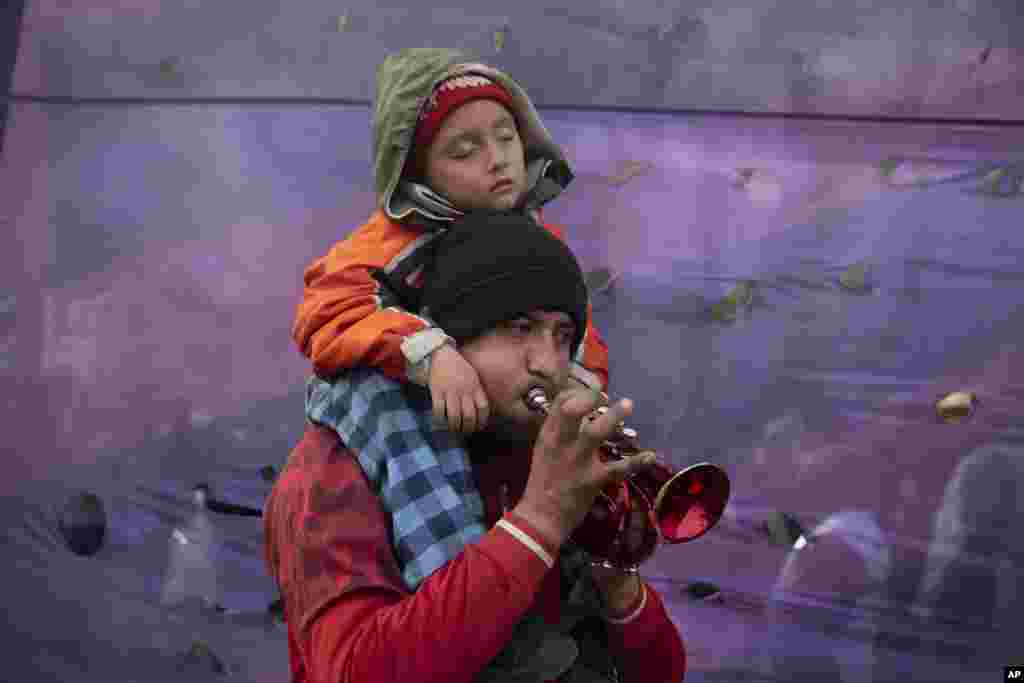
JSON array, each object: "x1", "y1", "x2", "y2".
[
  {"x1": 305, "y1": 368, "x2": 619, "y2": 681},
  {"x1": 305, "y1": 367, "x2": 487, "y2": 590}
]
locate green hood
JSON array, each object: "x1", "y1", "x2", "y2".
[{"x1": 372, "y1": 48, "x2": 575, "y2": 223}]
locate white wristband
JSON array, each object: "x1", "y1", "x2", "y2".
[{"x1": 496, "y1": 519, "x2": 555, "y2": 569}]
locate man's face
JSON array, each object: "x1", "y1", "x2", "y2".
[
  {"x1": 459, "y1": 309, "x2": 577, "y2": 445},
  {"x1": 422, "y1": 99, "x2": 529, "y2": 212}
]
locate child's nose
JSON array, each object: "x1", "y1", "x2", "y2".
[{"x1": 486, "y1": 141, "x2": 511, "y2": 167}]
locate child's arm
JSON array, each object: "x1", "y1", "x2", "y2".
[
  {"x1": 294, "y1": 216, "x2": 489, "y2": 433},
  {"x1": 293, "y1": 217, "x2": 450, "y2": 386}
]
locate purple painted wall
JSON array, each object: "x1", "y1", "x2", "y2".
[{"x1": 3, "y1": 2, "x2": 1023, "y2": 681}]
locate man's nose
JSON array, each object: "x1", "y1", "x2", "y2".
[{"x1": 525, "y1": 334, "x2": 563, "y2": 377}]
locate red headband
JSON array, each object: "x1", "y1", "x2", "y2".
[{"x1": 407, "y1": 74, "x2": 517, "y2": 177}]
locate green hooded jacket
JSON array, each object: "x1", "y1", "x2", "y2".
[{"x1": 372, "y1": 48, "x2": 576, "y2": 224}]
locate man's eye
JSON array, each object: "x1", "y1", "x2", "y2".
[{"x1": 504, "y1": 321, "x2": 531, "y2": 335}]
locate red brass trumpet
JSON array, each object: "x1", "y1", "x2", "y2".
[{"x1": 525, "y1": 388, "x2": 730, "y2": 573}]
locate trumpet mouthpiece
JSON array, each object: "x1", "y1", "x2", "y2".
[{"x1": 525, "y1": 387, "x2": 551, "y2": 414}]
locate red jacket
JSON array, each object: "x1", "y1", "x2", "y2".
[
  {"x1": 292, "y1": 209, "x2": 610, "y2": 392},
  {"x1": 263, "y1": 424, "x2": 687, "y2": 682}
]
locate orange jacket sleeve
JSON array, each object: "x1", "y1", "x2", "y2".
[{"x1": 292, "y1": 211, "x2": 436, "y2": 382}]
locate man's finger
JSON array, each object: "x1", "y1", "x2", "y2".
[
  {"x1": 580, "y1": 397, "x2": 633, "y2": 446},
  {"x1": 561, "y1": 388, "x2": 604, "y2": 418},
  {"x1": 633, "y1": 451, "x2": 659, "y2": 468},
  {"x1": 547, "y1": 388, "x2": 597, "y2": 445},
  {"x1": 631, "y1": 452, "x2": 658, "y2": 473},
  {"x1": 605, "y1": 450, "x2": 652, "y2": 482}
]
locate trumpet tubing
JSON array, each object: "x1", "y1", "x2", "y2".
[{"x1": 525, "y1": 388, "x2": 640, "y2": 458}]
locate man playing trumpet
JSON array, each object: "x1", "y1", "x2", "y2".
[{"x1": 263, "y1": 210, "x2": 685, "y2": 682}]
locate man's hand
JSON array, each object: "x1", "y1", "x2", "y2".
[
  {"x1": 567, "y1": 376, "x2": 609, "y2": 409},
  {"x1": 428, "y1": 344, "x2": 490, "y2": 433},
  {"x1": 512, "y1": 387, "x2": 658, "y2": 548}
]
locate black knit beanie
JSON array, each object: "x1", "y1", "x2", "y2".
[{"x1": 419, "y1": 209, "x2": 589, "y2": 356}]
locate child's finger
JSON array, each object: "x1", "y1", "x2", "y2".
[
  {"x1": 474, "y1": 390, "x2": 489, "y2": 430},
  {"x1": 460, "y1": 393, "x2": 478, "y2": 433},
  {"x1": 433, "y1": 392, "x2": 447, "y2": 427},
  {"x1": 446, "y1": 396, "x2": 462, "y2": 432}
]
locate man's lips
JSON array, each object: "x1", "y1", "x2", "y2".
[{"x1": 492, "y1": 180, "x2": 515, "y2": 192}]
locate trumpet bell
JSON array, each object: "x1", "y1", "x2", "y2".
[{"x1": 639, "y1": 462, "x2": 730, "y2": 544}]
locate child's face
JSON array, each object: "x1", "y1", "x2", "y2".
[{"x1": 421, "y1": 99, "x2": 528, "y2": 212}]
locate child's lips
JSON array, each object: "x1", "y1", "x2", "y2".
[{"x1": 492, "y1": 180, "x2": 515, "y2": 192}]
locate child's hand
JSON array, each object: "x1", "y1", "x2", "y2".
[{"x1": 428, "y1": 344, "x2": 491, "y2": 433}]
